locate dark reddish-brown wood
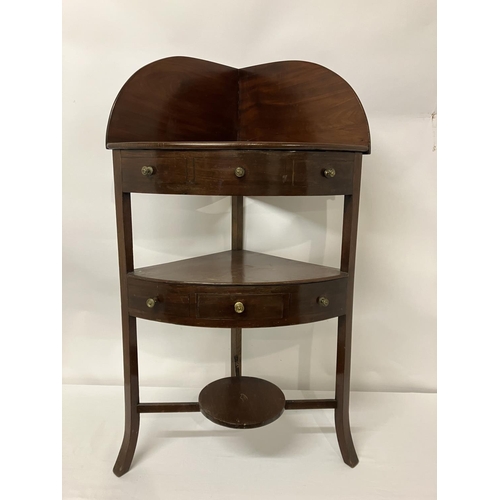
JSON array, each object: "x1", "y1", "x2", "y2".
[
  {"x1": 335, "y1": 153, "x2": 363, "y2": 468},
  {"x1": 135, "y1": 399, "x2": 337, "y2": 413},
  {"x1": 112, "y1": 151, "x2": 140, "y2": 478},
  {"x1": 106, "y1": 57, "x2": 239, "y2": 144},
  {"x1": 231, "y1": 197, "x2": 243, "y2": 251},
  {"x1": 198, "y1": 376, "x2": 286, "y2": 429},
  {"x1": 127, "y1": 274, "x2": 347, "y2": 329},
  {"x1": 106, "y1": 57, "x2": 370, "y2": 152},
  {"x1": 231, "y1": 196, "x2": 243, "y2": 377},
  {"x1": 238, "y1": 61, "x2": 370, "y2": 152},
  {"x1": 107, "y1": 141, "x2": 368, "y2": 152},
  {"x1": 129, "y1": 250, "x2": 346, "y2": 285},
  {"x1": 119, "y1": 150, "x2": 355, "y2": 196},
  {"x1": 137, "y1": 402, "x2": 200, "y2": 413},
  {"x1": 125, "y1": 250, "x2": 348, "y2": 328},
  {"x1": 285, "y1": 399, "x2": 337, "y2": 410},
  {"x1": 108, "y1": 57, "x2": 369, "y2": 475}
]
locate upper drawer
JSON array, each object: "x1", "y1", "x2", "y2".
[{"x1": 119, "y1": 150, "x2": 355, "y2": 196}]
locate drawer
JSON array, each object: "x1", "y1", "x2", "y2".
[
  {"x1": 121, "y1": 152, "x2": 190, "y2": 194},
  {"x1": 196, "y1": 293, "x2": 288, "y2": 321},
  {"x1": 127, "y1": 276, "x2": 348, "y2": 328},
  {"x1": 127, "y1": 280, "x2": 191, "y2": 323},
  {"x1": 290, "y1": 152, "x2": 355, "y2": 195},
  {"x1": 192, "y1": 152, "x2": 286, "y2": 194},
  {"x1": 119, "y1": 150, "x2": 355, "y2": 196}
]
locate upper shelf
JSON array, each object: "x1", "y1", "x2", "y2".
[{"x1": 106, "y1": 57, "x2": 370, "y2": 154}]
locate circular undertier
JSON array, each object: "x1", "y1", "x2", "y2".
[{"x1": 198, "y1": 376, "x2": 285, "y2": 429}]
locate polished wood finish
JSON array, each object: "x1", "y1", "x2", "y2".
[
  {"x1": 106, "y1": 57, "x2": 239, "y2": 144},
  {"x1": 129, "y1": 250, "x2": 346, "y2": 285},
  {"x1": 198, "y1": 377, "x2": 286, "y2": 429},
  {"x1": 112, "y1": 151, "x2": 140, "y2": 478},
  {"x1": 231, "y1": 196, "x2": 243, "y2": 251},
  {"x1": 119, "y1": 150, "x2": 355, "y2": 196},
  {"x1": 231, "y1": 329, "x2": 242, "y2": 377},
  {"x1": 239, "y1": 61, "x2": 370, "y2": 152},
  {"x1": 285, "y1": 399, "x2": 337, "y2": 410},
  {"x1": 107, "y1": 141, "x2": 368, "y2": 152},
  {"x1": 106, "y1": 57, "x2": 370, "y2": 152},
  {"x1": 126, "y1": 250, "x2": 348, "y2": 328},
  {"x1": 231, "y1": 196, "x2": 243, "y2": 377},
  {"x1": 127, "y1": 276, "x2": 348, "y2": 329},
  {"x1": 109, "y1": 57, "x2": 369, "y2": 475},
  {"x1": 137, "y1": 402, "x2": 200, "y2": 413},
  {"x1": 335, "y1": 153, "x2": 363, "y2": 468},
  {"x1": 136, "y1": 399, "x2": 337, "y2": 413}
]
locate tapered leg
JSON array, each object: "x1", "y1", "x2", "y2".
[
  {"x1": 112, "y1": 151, "x2": 140, "y2": 476},
  {"x1": 113, "y1": 315, "x2": 140, "y2": 477},
  {"x1": 334, "y1": 154, "x2": 362, "y2": 467},
  {"x1": 335, "y1": 314, "x2": 358, "y2": 467}
]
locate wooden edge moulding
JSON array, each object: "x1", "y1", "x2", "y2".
[{"x1": 106, "y1": 56, "x2": 370, "y2": 477}]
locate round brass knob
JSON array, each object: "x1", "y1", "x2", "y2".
[
  {"x1": 318, "y1": 297, "x2": 329, "y2": 307},
  {"x1": 323, "y1": 168, "x2": 336, "y2": 178},
  {"x1": 234, "y1": 167, "x2": 246, "y2": 178},
  {"x1": 234, "y1": 301, "x2": 245, "y2": 314},
  {"x1": 146, "y1": 297, "x2": 157, "y2": 308},
  {"x1": 141, "y1": 166, "x2": 154, "y2": 176}
]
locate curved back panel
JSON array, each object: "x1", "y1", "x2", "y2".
[
  {"x1": 238, "y1": 61, "x2": 370, "y2": 151},
  {"x1": 106, "y1": 57, "x2": 370, "y2": 152},
  {"x1": 106, "y1": 57, "x2": 239, "y2": 144}
]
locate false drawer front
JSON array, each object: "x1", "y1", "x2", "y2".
[
  {"x1": 127, "y1": 277, "x2": 348, "y2": 328},
  {"x1": 127, "y1": 280, "x2": 192, "y2": 324},
  {"x1": 119, "y1": 150, "x2": 356, "y2": 195}
]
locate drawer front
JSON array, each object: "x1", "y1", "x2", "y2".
[
  {"x1": 290, "y1": 281, "x2": 348, "y2": 324},
  {"x1": 120, "y1": 150, "x2": 355, "y2": 196},
  {"x1": 291, "y1": 153, "x2": 354, "y2": 195},
  {"x1": 121, "y1": 153, "x2": 190, "y2": 194},
  {"x1": 127, "y1": 280, "x2": 192, "y2": 323},
  {"x1": 127, "y1": 277, "x2": 347, "y2": 328},
  {"x1": 196, "y1": 293, "x2": 287, "y2": 321}
]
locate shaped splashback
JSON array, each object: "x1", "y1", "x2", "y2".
[{"x1": 106, "y1": 56, "x2": 370, "y2": 153}]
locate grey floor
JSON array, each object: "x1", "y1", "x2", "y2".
[{"x1": 63, "y1": 385, "x2": 436, "y2": 499}]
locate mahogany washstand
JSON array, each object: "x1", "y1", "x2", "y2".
[{"x1": 106, "y1": 56, "x2": 370, "y2": 476}]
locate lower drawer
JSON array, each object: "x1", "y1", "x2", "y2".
[
  {"x1": 127, "y1": 277, "x2": 348, "y2": 328},
  {"x1": 196, "y1": 293, "x2": 287, "y2": 321}
]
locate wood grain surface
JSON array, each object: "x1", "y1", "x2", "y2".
[
  {"x1": 106, "y1": 57, "x2": 370, "y2": 152},
  {"x1": 108, "y1": 56, "x2": 368, "y2": 474},
  {"x1": 198, "y1": 376, "x2": 286, "y2": 429},
  {"x1": 119, "y1": 149, "x2": 355, "y2": 196},
  {"x1": 129, "y1": 250, "x2": 346, "y2": 285}
]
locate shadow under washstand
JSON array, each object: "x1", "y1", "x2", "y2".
[{"x1": 135, "y1": 410, "x2": 341, "y2": 464}]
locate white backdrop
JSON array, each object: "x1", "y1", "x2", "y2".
[{"x1": 62, "y1": 0, "x2": 436, "y2": 394}]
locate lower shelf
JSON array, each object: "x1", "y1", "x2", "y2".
[{"x1": 198, "y1": 376, "x2": 286, "y2": 429}]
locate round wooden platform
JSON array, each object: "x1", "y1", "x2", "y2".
[{"x1": 198, "y1": 376, "x2": 286, "y2": 429}]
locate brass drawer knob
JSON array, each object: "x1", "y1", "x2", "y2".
[
  {"x1": 234, "y1": 301, "x2": 245, "y2": 313},
  {"x1": 141, "y1": 165, "x2": 154, "y2": 176},
  {"x1": 146, "y1": 297, "x2": 157, "y2": 308},
  {"x1": 318, "y1": 296, "x2": 329, "y2": 307},
  {"x1": 234, "y1": 167, "x2": 246, "y2": 178},
  {"x1": 323, "y1": 168, "x2": 336, "y2": 178}
]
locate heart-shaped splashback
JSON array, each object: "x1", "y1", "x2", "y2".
[{"x1": 106, "y1": 56, "x2": 370, "y2": 153}]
